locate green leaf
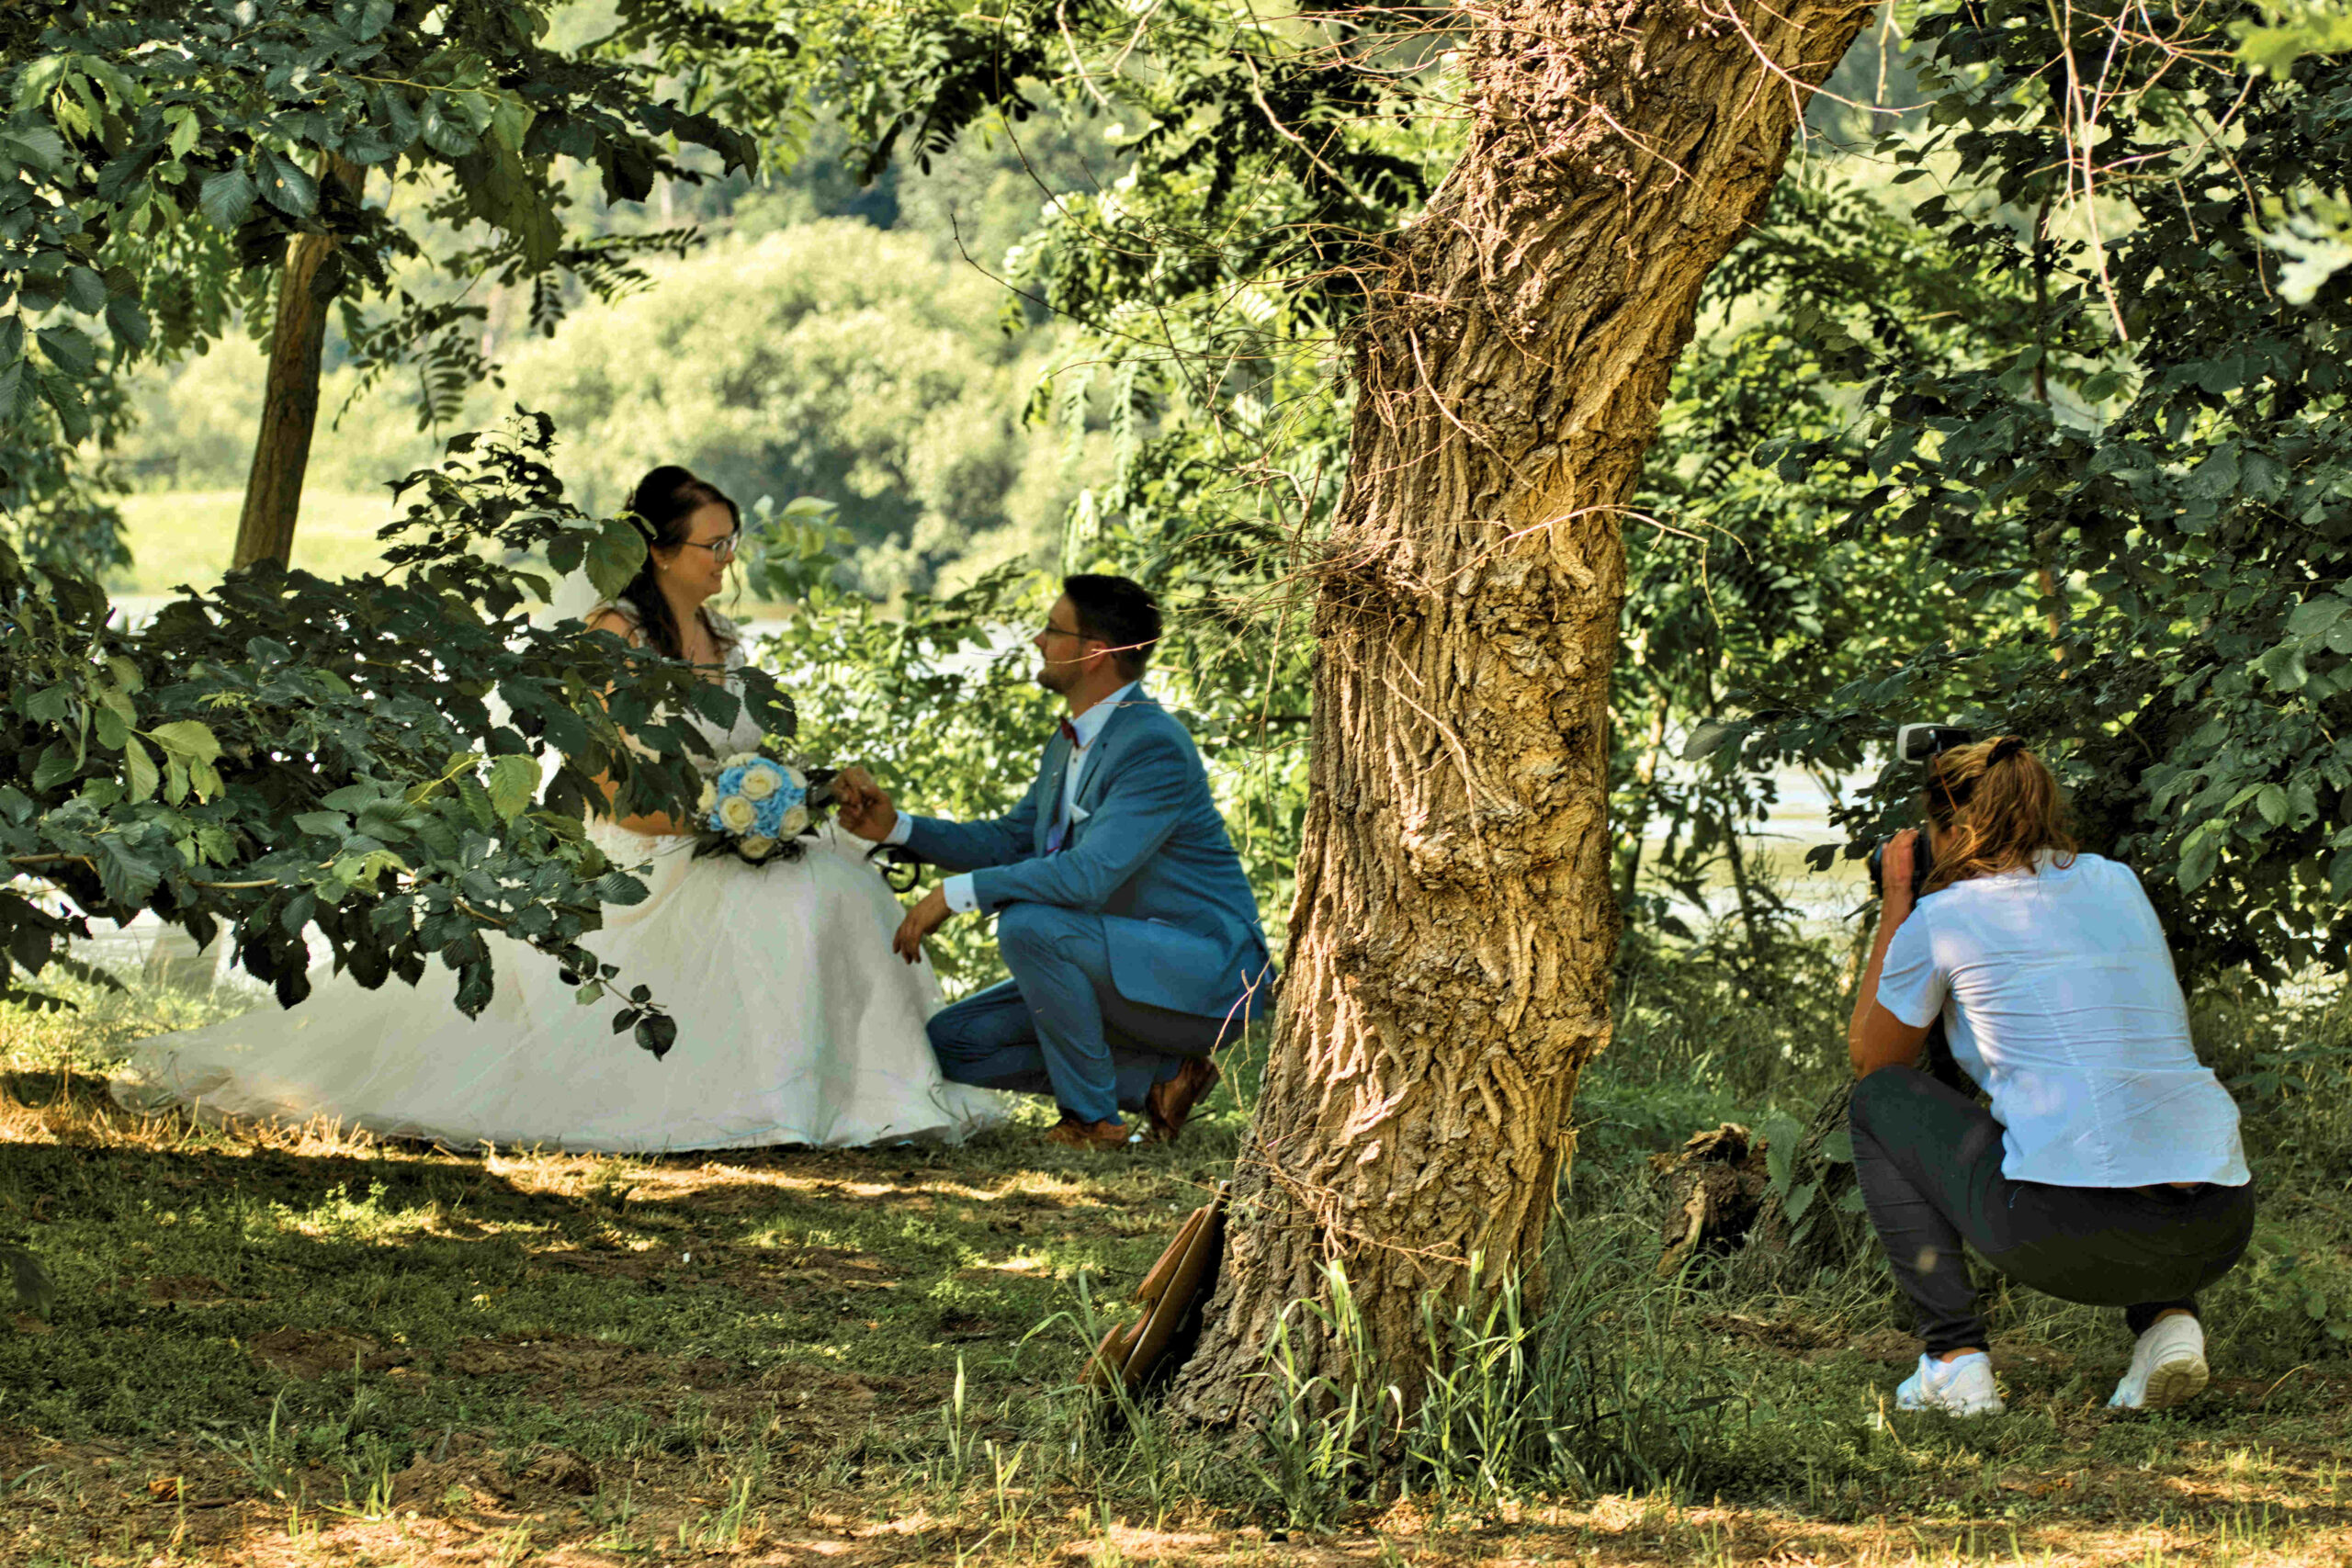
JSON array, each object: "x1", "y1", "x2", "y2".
[
  {"x1": 489, "y1": 93, "x2": 536, "y2": 153},
  {"x1": 421, "y1": 95, "x2": 480, "y2": 157},
  {"x1": 292, "y1": 811, "x2": 349, "y2": 837},
  {"x1": 2289, "y1": 595, "x2": 2348, "y2": 637},
  {"x1": 484, "y1": 754, "x2": 538, "y2": 820},
  {"x1": 584, "y1": 515, "x2": 648, "y2": 599},
  {"x1": 687, "y1": 682, "x2": 741, "y2": 730},
  {"x1": 0, "y1": 127, "x2": 65, "y2": 174},
  {"x1": 42, "y1": 373, "x2": 89, "y2": 444},
  {"x1": 121, "y1": 735, "x2": 158, "y2": 803},
  {"x1": 0, "y1": 358, "x2": 33, "y2": 424},
  {"x1": 164, "y1": 105, "x2": 199, "y2": 160},
  {"x1": 1784, "y1": 1179, "x2": 1818, "y2": 1225},
  {"x1": 634, "y1": 1011, "x2": 677, "y2": 1059},
  {"x1": 1818, "y1": 1127, "x2": 1854, "y2": 1166},
  {"x1": 258, "y1": 149, "x2": 318, "y2": 217},
  {"x1": 92, "y1": 703, "x2": 127, "y2": 751},
  {"x1": 2179, "y1": 825, "x2": 2223, "y2": 893},
  {"x1": 2256, "y1": 784, "x2": 2290, "y2": 826},
  {"x1": 1682, "y1": 718, "x2": 1742, "y2": 763},
  {"x1": 199, "y1": 167, "x2": 257, "y2": 231},
  {"x1": 1760, "y1": 1110, "x2": 1802, "y2": 1196},
  {"x1": 94, "y1": 836, "x2": 162, "y2": 908},
  {"x1": 104, "y1": 294, "x2": 150, "y2": 351},
  {"x1": 22, "y1": 683, "x2": 72, "y2": 724},
  {"x1": 62, "y1": 265, "x2": 105, "y2": 314},
  {"x1": 2181, "y1": 446, "x2": 2241, "y2": 500},
  {"x1": 145, "y1": 720, "x2": 222, "y2": 767},
  {"x1": 31, "y1": 742, "x2": 78, "y2": 792},
  {"x1": 35, "y1": 324, "x2": 96, "y2": 377},
  {"x1": 2, "y1": 1247, "x2": 56, "y2": 1321}
]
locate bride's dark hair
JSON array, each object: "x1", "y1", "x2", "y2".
[{"x1": 620, "y1": 465, "x2": 739, "y2": 660}]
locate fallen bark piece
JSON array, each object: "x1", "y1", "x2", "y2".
[{"x1": 1651, "y1": 1123, "x2": 1770, "y2": 1278}]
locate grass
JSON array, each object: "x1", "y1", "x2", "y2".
[
  {"x1": 0, "y1": 933, "x2": 2346, "y2": 1566},
  {"x1": 113, "y1": 491, "x2": 400, "y2": 597}
]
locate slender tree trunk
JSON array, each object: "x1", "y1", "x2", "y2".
[
  {"x1": 232, "y1": 155, "x2": 366, "y2": 571},
  {"x1": 1617, "y1": 691, "x2": 1673, "y2": 908},
  {"x1": 1718, "y1": 799, "x2": 1767, "y2": 970},
  {"x1": 1166, "y1": 0, "x2": 1878, "y2": 1424}
]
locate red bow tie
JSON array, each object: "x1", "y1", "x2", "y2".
[{"x1": 1059, "y1": 718, "x2": 1080, "y2": 746}]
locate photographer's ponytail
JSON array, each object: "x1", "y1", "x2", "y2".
[{"x1": 1922, "y1": 738, "x2": 2076, "y2": 894}]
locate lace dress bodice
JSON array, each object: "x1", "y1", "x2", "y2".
[{"x1": 587, "y1": 600, "x2": 767, "y2": 861}]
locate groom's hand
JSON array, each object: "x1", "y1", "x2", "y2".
[
  {"x1": 892, "y1": 886, "x2": 953, "y2": 964},
  {"x1": 834, "y1": 766, "x2": 899, "y2": 842}
]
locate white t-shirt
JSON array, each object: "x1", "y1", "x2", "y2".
[{"x1": 1877, "y1": 852, "x2": 2249, "y2": 1188}]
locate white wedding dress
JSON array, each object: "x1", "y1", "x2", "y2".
[{"x1": 111, "y1": 604, "x2": 1007, "y2": 1152}]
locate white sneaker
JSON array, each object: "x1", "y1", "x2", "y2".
[
  {"x1": 1896, "y1": 1351, "x2": 2006, "y2": 1416},
  {"x1": 2109, "y1": 1314, "x2": 2209, "y2": 1411}
]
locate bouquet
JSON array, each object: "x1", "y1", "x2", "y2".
[{"x1": 694, "y1": 750, "x2": 838, "y2": 865}]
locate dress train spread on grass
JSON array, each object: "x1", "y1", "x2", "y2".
[{"x1": 110, "y1": 605, "x2": 1007, "y2": 1152}]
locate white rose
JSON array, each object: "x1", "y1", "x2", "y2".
[
  {"x1": 783, "y1": 765, "x2": 808, "y2": 790},
  {"x1": 777, "y1": 806, "x2": 810, "y2": 837},
  {"x1": 739, "y1": 764, "x2": 780, "y2": 801},
  {"x1": 723, "y1": 751, "x2": 758, "y2": 769},
  {"x1": 718, "y1": 795, "x2": 759, "y2": 833},
  {"x1": 696, "y1": 780, "x2": 718, "y2": 813},
  {"x1": 738, "y1": 835, "x2": 776, "y2": 859}
]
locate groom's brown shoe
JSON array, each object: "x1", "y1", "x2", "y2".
[
  {"x1": 1142, "y1": 1056, "x2": 1221, "y2": 1144},
  {"x1": 1045, "y1": 1116, "x2": 1132, "y2": 1152}
]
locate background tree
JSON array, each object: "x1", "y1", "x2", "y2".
[
  {"x1": 1705, "y1": 0, "x2": 2352, "y2": 986},
  {"x1": 0, "y1": 0, "x2": 770, "y2": 570}
]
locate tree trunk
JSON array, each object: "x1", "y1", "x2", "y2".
[
  {"x1": 1166, "y1": 0, "x2": 1879, "y2": 1425},
  {"x1": 232, "y1": 155, "x2": 367, "y2": 571},
  {"x1": 1617, "y1": 691, "x2": 1673, "y2": 908}
]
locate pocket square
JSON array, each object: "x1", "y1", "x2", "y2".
[{"x1": 1072, "y1": 805, "x2": 1091, "y2": 822}]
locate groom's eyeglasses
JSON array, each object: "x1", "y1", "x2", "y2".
[{"x1": 680, "y1": 532, "x2": 741, "y2": 563}]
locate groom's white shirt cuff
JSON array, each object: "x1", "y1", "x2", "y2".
[{"x1": 883, "y1": 813, "x2": 979, "y2": 914}]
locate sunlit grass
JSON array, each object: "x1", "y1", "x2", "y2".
[{"x1": 111, "y1": 489, "x2": 399, "y2": 597}]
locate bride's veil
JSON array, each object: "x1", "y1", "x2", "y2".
[{"x1": 539, "y1": 561, "x2": 608, "y2": 628}]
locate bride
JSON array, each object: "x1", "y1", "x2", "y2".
[{"x1": 111, "y1": 467, "x2": 1006, "y2": 1152}]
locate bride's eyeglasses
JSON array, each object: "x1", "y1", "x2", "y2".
[{"x1": 680, "y1": 532, "x2": 741, "y2": 564}]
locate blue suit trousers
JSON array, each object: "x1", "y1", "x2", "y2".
[{"x1": 927, "y1": 902, "x2": 1233, "y2": 1124}]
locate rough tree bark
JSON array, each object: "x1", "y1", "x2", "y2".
[
  {"x1": 232, "y1": 154, "x2": 367, "y2": 571},
  {"x1": 1166, "y1": 0, "x2": 1878, "y2": 1423}
]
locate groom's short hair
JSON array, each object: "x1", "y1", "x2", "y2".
[{"x1": 1064, "y1": 575, "x2": 1160, "y2": 681}]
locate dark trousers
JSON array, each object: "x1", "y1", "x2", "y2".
[
  {"x1": 1848, "y1": 1066, "x2": 2256, "y2": 1355},
  {"x1": 925, "y1": 903, "x2": 1238, "y2": 1123}
]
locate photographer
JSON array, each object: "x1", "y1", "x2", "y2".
[{"x1": 1846, "y1": 738, "x2": 2254, "y2": 1416}]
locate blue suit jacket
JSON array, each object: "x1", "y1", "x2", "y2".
[{"x1": 904, "y1": 689, "x2": 1276, "y2": 1021}]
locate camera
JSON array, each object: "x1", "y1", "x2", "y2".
[{"x1": 1865, "y1": 723, "x2": 1973, "y2": 900}]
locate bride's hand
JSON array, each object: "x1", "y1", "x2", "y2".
[
  {"x1": 893, "y1": 886, "x2": 952, "y2": 964},
  {"x1": 834, "y1": 766, "x2": 899, "y2": 842}
]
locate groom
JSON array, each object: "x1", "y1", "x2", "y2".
[{"x1": 834, "y1": 575, "x2": 1275, "y2": 1150}]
